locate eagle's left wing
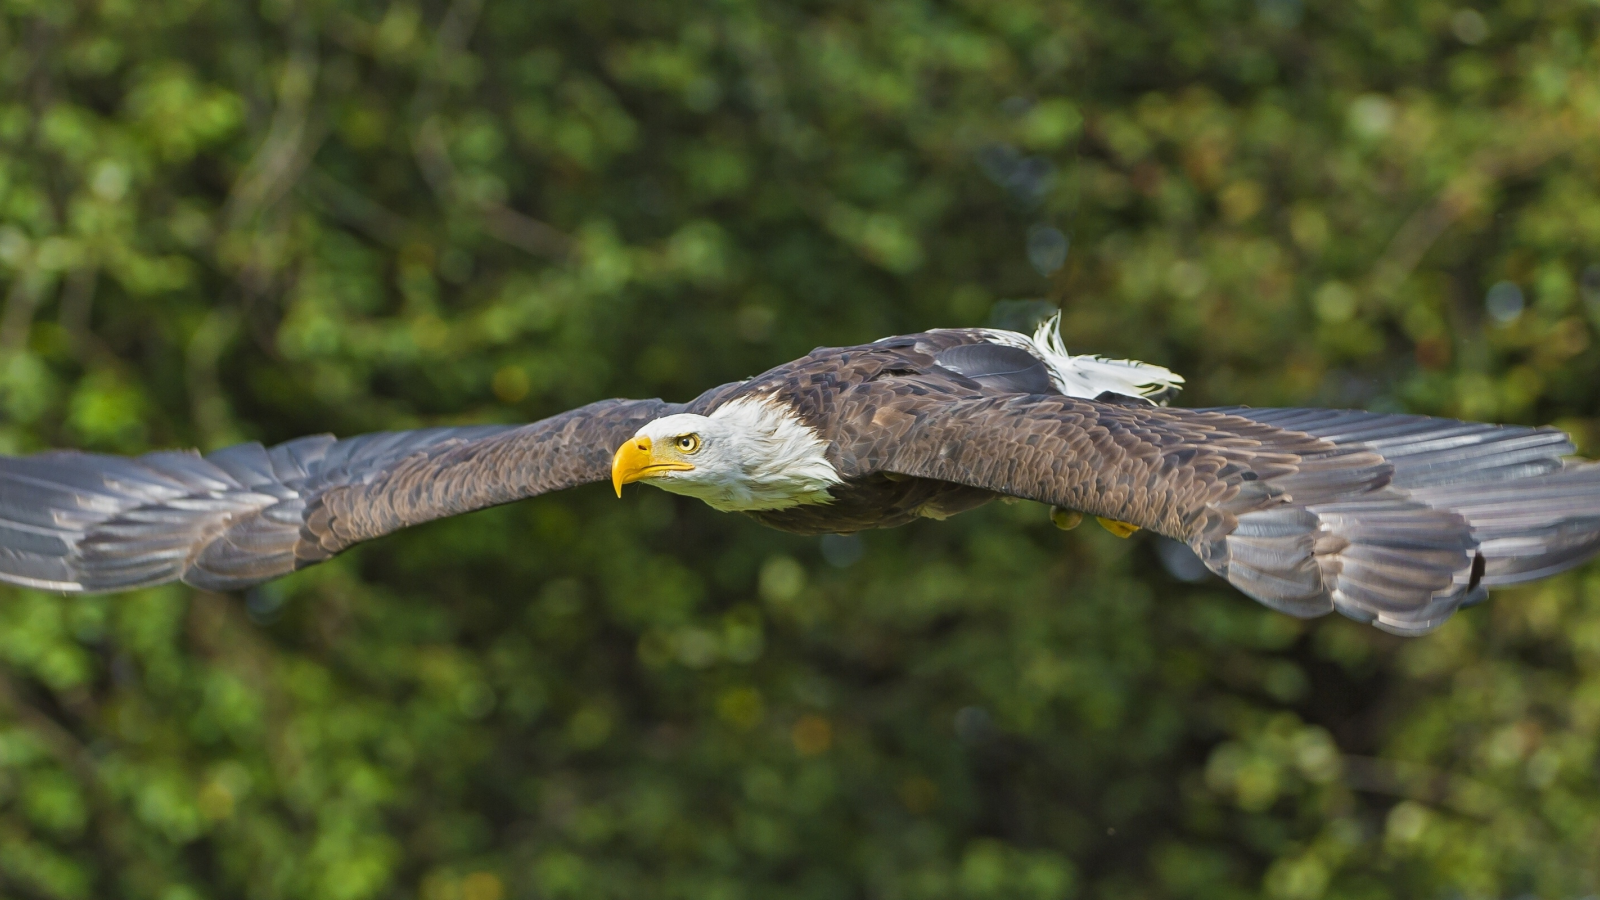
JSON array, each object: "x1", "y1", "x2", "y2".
[{"x1": 855, "y1": 394, "x2": 1600, "y2": 634}]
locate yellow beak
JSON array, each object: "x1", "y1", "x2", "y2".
[{"x1": 611, "y1": 436, "x2": 694, "y2": 497}]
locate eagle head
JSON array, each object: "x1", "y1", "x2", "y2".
[{"x1": 611, "y1": 400, "x2": 841, "y2": 512}]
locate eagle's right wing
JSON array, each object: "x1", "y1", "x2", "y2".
[
  {"x1": 0, "y1": 398, "x2": 680, "y2": 594},
  {"x1": 856, "y1": 393, "x2": 1600, "y2": 635}
]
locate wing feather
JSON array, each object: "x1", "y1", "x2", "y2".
[
  {"x1": 862, "y1": 396, "x2": 1600, "y2": 634},
  {"x1": 0, "y1": 398, "x2": 681, "y2": 594}
]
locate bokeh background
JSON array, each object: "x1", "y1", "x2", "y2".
[{"x1": 1, "y1": 0, "x2": 1599, "y2": 897}]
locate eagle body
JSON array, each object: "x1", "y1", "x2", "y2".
[
  {"x1": 623, "y1": 326, "x2": 1182, "y2": 531},
  {"x1": 3, "y1": 317, "x2": 1598, "y2": 636}
]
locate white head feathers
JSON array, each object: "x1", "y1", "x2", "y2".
[{"x1": 628, "y1": 398, "x2": 842, "y2": 512}]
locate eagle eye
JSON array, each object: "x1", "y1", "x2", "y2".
[{"x1": 675, "y1": 434, "x2": 701, "y2": 453}]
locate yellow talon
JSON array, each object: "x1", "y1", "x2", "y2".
[
  {"x1": 1049, "y1": 507, "x2": 1083, "y2": 531},
  {"x1": 1096, "y1": 517, "x2": 1141, "y2": 538}
]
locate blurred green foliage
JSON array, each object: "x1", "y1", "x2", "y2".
[{"x1": 1, "y1": 0, "x2": 1600, "y2": 897}]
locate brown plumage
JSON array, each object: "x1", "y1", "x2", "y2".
[{"x1": 3, "y1": 326, "x2": 1597, "y2": 635}]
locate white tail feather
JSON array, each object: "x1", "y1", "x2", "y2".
[
  {"x1": 1032, "y1": 313, "x2": 1185, "y2": 401},
  {"x1": 967, "y1": 313, "x2": 1185, "y2": 403}
]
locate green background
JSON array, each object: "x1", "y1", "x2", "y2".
[{"x1": 2, "y1": 0, "x2": 1600, "y2": 897}]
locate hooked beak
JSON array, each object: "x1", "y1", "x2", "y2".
[{"x1": 611, "y1": 436, "x2": 694, "y2": 497}]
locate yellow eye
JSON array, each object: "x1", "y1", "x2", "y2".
[{"x1": 675, "y1": 434, "x2": 701, "y2": 453}]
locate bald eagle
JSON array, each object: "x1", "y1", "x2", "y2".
[{"x1": 2, "y1": 316, "x2": 1597, "y2": 635}]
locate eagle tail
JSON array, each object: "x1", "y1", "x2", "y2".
[{"x1": 1029, "y1": 313, "x2": 1185, "y2": 403}]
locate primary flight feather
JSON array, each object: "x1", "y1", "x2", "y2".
[{"x1": 2, "y1": 315, "x2": 1597, "y2": 636}]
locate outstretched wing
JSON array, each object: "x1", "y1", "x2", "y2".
[
  {"x1": 0, "y1": 398, "x2": 680, "y2": 594},
  {"x1": 856, "y1": 394, "x2": 1600, "y2": 635}
]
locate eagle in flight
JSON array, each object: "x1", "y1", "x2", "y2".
[{"x1": 2, "y1": 316, "x2": 1597, "y2": 636}]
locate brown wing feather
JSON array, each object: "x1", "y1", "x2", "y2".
[
  {"x1": 847, "y1": 394, "x2": 1541, "y2": 635},
  {"x1": 0, "y1": 398, "x2": 680, "y2": 594},
  {"x1": 847, "y1": 394, "x2": 1385, "y2": 535}
]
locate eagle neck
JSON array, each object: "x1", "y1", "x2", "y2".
[{"x1": 697, "y1": 394, "x2": 841, "y2": 511}]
